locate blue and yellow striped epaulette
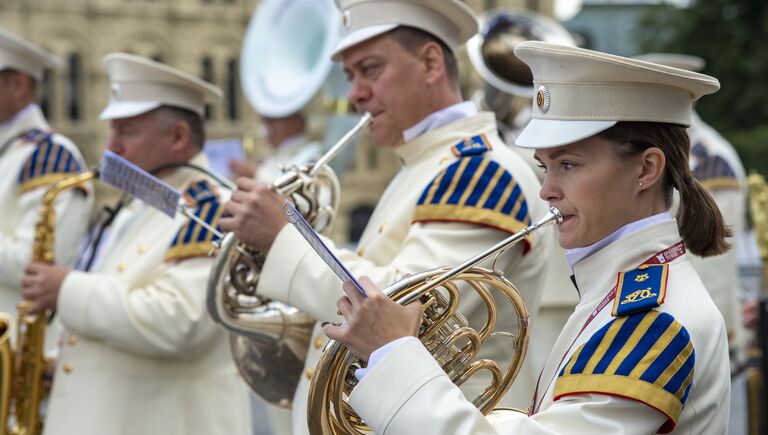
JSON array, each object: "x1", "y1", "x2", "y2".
[
  {"x1": 450, "y1": 134, "x2": 492, "y2": 157},
  {"x1": 612, "y1": 264, "x2": 668, "y2": 317},
  {"x1": 554, "y1": 310, "x2": 694, "y2": 433},
  {"x1": 19, "y1": 128, "x2": 49, "y2": 144},
  {"x1": 18, "y1": 133, "x2": 84, "y2": 193},
  {"x1": 691, "y1": 142, "x2": 739, "y2": 190},
  {"x1": 165, "y1": 179, "x2": 224, "y2": 262},
  {"x1": 413, "y1": 155, "x2": 532, "y2": 242}
]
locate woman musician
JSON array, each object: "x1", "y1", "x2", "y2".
[{"x1": 325, "y1": 41, "x2": 731, "y2": 434}]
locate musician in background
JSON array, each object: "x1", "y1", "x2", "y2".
[
  {"x1": 229, "y1": 111, "x2": 322, "y2": 184},
  {"x1": 220, "y1": 0, "x2": 556, "y2": 432},
  {"x1": 636, "y1": 52, "x2": 750, "y2": 435},
  {"x1": 0, "y1": 27, "x2": 92, "y2": 346},
  {"x1": 20, "y1": 53, "x2": 251, "y2": 435},
  {"x1": 326, "y1": 41, "x2": 731, "y2": 435}
]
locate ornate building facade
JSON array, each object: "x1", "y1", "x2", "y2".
[{"x1": 0, "y1": 0, "x2": 552, "y2": 244}]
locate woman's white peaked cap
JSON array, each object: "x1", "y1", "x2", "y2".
[{"x1": 514, "y1": 41, "x2": 720, "y2": 149}]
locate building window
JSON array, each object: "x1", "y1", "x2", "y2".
[
  {"x1": 67, "y1": 53, "x2": 81, "y2": 121},
  {"x1": 40, "y1": 69, "x2": 54, "y2": 120},
  {"x1": 201, "y1": 56, "x2": 214, "y2": 120},
  {"x1": 226, "y1": 58, "x2": 238, "y2": 121}
]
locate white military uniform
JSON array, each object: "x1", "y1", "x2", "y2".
[
  {"x1": 349, "y1": 218, "x2": 731, "y2": 435},
  {"x1": 43, "y1": 155, "x2": 252, "y2": 435},
  {"x1": 0, "y1": 103, "x2": 91, "y2": 346},
  {"x1": 257, "y1": 108, "x2": 553, "y2": 434},
  {"x1": 686, "y1": 111, "x2": 748, "y2": 368},
  {"x1": 255, "y1": 134, "x2": 322, "y2": 185}
]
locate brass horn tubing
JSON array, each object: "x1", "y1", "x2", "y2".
[
  {"x1": 418, "y1": 279, "x2": 462, "y2": 342},
  {"x1": 309, "y1": 112, "x2": 372, "y2": 177},
  {"x1": 398, "y1": 207, "x2": 562, "y2": 306},
  {"x1": 456, "y1": 359, "x2": 504, "y2": 410},
  {"x1": 332, "y1": 352, "x2": 362, "y2": 434},
  {"x1": 440, "y1": 326, "x2": 482, "y2": 370}
]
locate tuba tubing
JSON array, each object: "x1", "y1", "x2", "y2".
[
  {"x1": 206, "y1": 112, "x2": 371, "y2": 408},
  {"x1": 307, "y1": 208, "x2": 561, "y2": 435}
]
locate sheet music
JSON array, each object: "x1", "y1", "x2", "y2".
[
  {"x1": 283, "y1": 202, "x2": 366, "y2": 296},
  {"x1": 100, "y1": 150, "x2": 180, "y2": 218}
]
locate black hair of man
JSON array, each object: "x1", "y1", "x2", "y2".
[{"x1": 387, "y1": 26, "x2": 460, "y2": 86}]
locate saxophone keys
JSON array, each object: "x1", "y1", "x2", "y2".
[
  {"x1": 314, "y1": 337, "x2": 325, "y2": 349},
  {"x1": 305, "y1": 367, "x2": 315, "y2": 379},
  {"x1": 62, "y1": 362, "x2": 73, "y2": 374},
  {"x1": 67, "y1": 335, "x2": 78, "y2": 346}
]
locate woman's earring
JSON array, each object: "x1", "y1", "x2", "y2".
[{"x1": 638, "y1": 182, "x2": 644, "y2": 186}]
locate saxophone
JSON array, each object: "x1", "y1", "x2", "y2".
[{"x1": 0, "y1": 170, "x2": 96, "y2": 435}]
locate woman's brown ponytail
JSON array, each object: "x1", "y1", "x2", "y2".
[{"x1": 600, "y1": 122, "x2": 731, "y2": 257}]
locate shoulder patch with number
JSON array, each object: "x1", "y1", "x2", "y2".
[
  {"x1": 165, "y1": 179, "x2": 224, "y2": 261},
  {"x1": 691, "y1": 142, "x2": 739, "y2": 190},
  {"x1": 413, "y1": 155, "x2": 532, "y2": 243},
  {"x1": 612, "y1": 264, "x2": 668, "y2": 317},
  {"x1": 554, "y1": 310, "x2": 694, "y2": 433},
  {"x1": 450, "y1": 134, "x2": 492, "y2": 157},
  {"x1": 18, "y1": 133, "x2": 84, "y2": 193}
]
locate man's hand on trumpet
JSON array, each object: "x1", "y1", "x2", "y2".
[
  {"x1": 324, "y1": 276, "x2": 423, "y2": 362},
  {"x1": 219, "y1": 177, "x2": 287, "y2": 253}
]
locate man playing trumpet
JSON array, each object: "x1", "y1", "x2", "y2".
[{"x1": 221, "y1": 0, "x2": 556, "y2": 432}]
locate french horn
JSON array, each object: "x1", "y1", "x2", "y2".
[{"x1": 307, "y1": 208, "x2": 563, "y2": 434}]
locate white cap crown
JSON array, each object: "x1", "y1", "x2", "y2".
[
  {"x1": 633, "y1": 53, "x2": 705, "y2": 73},
  {"x1": 0, "y1": 28, "x2": 62, "y2": 80},
  {"x1": 100, "y1": 53, "x2": 223, "y2": 121},
  {"x1": 514, "y1": 41, "x2": 720, "y2": 149},
  {"x1": 331, "y1": 0, "x2": 478, "y2": 61}
]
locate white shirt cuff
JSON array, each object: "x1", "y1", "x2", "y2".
[{"x1": 354, "y1": 336, "x2": 415, "y2": 380}]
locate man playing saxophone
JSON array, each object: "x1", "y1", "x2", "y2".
[
  {"x1": 220, "y1": 0, "x2": 556, "y2": 432},
  {"x1": 0, "y1": 28, "x2": 92, "y2": 345},
  {"x1": 20, "y1": 53, "x2": 251, "y2": 435}
]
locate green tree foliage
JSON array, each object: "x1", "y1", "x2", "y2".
[{"x1": 637, "y1": 0, "x2": 768, "y2": 175}]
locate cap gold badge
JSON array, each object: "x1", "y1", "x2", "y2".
[{"x1": 536, "y1": 85, "x2": 550, "y2": 113}]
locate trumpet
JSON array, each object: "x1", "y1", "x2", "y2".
[
  {"x1": 206, "y1": 112, "x2": 372, "y2": 408},
  {"x1": 307, "y1": 208, "x2": 562, "y2": 434}
]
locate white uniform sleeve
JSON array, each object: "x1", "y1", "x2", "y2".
[
  {"x1": 257, "y1": 221, "x2": 523, "y2": 322},
  {"x1": 349, "y1": 338, "x2": 667, "y2": 435},
  {"x1": 0, "y1": 187, "x2": 90, "y2": 288},
  {"x1": 57, "y1": 256, "x2": 220, "y2": 358}
]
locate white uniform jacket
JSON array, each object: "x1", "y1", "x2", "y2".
[
  {"x1": 349, "y1": 219, "x2": 731, "y2": 435},
  {"x1": 0, "y1": 104, "x2": 92, "y2": 317},
  {"x1": 257, "y1": 112, "x2": 554, "y2": 433},
  {"x1": 43, "y1": 154, "x2": 251, "y2": 435},
  {"x1": 687, "y1": 112, "x2": 748, "y2": 368}
]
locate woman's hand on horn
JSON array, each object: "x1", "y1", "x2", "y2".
[{"x1": 324, "y1": 276, "x2": 423, "y2": 362}]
